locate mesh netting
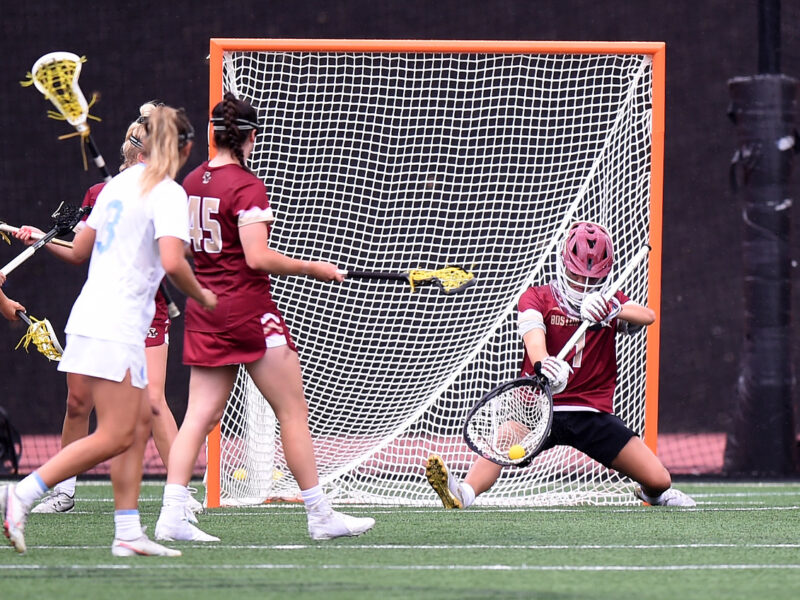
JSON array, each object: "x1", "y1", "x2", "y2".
[{"x1": 214, "y1": 46, "x2": 658, "y2": 506}]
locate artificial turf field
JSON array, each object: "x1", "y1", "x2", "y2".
[{"x1": 1, "y1": 481, "x2": 799, "y2": 600}]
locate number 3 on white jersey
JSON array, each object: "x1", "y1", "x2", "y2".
[
  {"x1": 95, "y1": 199, "x2": 123, "y2": 254},
  {"x1": 188, "y1": 195, "x2": 222, "y2": 253}
]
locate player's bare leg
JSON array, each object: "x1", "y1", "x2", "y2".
[
  {"x1": 32, "y1": 374, "x2": 93, "y2": 513},
  {"x1": 247, "y1": 346, "x2": 375, "y2": 540},
  {"x1": 37, "y1": 373, "x2": 142, "y2": 487},
  {"x1": 464, "y1": 456, "x2": 503, "y2": 497},
  {"x1": 145, "y1": 343, "x2": 177, "y2": 464},
  {"x1": 155, "y1": 365, "x2": 235, "y2": 542},
  {"x1": 246, "y1": 347, "x2": 318, "y2": 489},
  {"x1": 612, "y1": 437, "x2": 696, "y2": 507}
]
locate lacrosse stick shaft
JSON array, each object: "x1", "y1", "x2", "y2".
[
  {"x1": 15, "y1": 310, "x2": 31, "y2": 326},
  {"x1": 0, "y1": 223, "x2": 74, "y2": 248},
  {"x1": 160, "y1": 282, "x2": 180, "y2": 319},
  {"x1": 1, "y1": 205, "x2": 89, "y2": 277},
  {"x1": 86, "y1": 135, "x2": 112, "y2": 182},
  {"x1": 2, "y1": 246, "x2": 38, "y2": 277},
  {"x1": 338, "y1": 270, "x2": 408, "y2": 281},
  {"x1": 556, "y1": 244, "x2": 652, "y2": 361}
]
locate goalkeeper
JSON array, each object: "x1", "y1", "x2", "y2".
[{"x1": 426, "y1": 222, "x2": 695, "y2": 509}]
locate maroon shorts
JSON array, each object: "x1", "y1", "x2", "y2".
[
  {"x1": 183, "y1": 311, "x2": 295, "y2": 367},
  {"x1": 145, "y1": 315, "x2": 170, "y2": 348}
]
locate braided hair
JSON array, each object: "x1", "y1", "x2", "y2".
[{"x1": 210, "y1": 92, "x2": 260, "y2": 170}]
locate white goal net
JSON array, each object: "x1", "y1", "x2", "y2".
[{"x1": 210, "y1": 41, "x2": 663, "y2": 506}]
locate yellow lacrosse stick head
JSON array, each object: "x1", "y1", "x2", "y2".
[
  {"x1": 15, "y1": 314, "x2": 64, "y2": 361},
  {"x1": 407, "y1": 267, "x2": 476, "y2": 294},
  {"x1": 22, "y1": 51, "x2": 92, "y2": 135}
]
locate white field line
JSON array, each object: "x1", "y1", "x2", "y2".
[
  {"x1": 2, "y1": 563, "x2": 800, "y2": 572},
  {"x1": 6, "y1": 542, "x2": 800, "y2": 552}
]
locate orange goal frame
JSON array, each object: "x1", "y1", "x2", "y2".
[{"x1": 205, "y1": 38, "x2": 665, "y2": 508}]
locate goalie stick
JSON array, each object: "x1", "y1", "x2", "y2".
[{"x1": 462, "y1": 244, "x2": 651, "y2": 467}]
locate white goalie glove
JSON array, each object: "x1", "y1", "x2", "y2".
[
  {"x1": 539, "y1": 355, "x2": 572, "y2": 395},
  {"x1": 580, "y1": 292, "x2": 622, "y2": 325}
]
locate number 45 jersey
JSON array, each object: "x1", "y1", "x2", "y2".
[{"x1": 181, "y1": 161, "x2": 279, "y2": 334}]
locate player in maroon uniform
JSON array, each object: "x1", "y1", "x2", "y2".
[
  {"x1": 154, "y1": 92, "x2": 375, "y2": 542},
  {"x1": 13, "y1": 103, "x2": 203, "y2": 516},
  {"x1": 426, "y1": 222, "x2": 695, "y2": 508}
]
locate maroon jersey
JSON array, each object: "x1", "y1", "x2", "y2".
[
  {"x1": 181, "y1": 161, "x2": 279, "y2": 334},
  {"x1": 80, "y1": 182, "x2": 105, "y2": 213},
  {"x1": 81, "y1": 181, "x2": 169, "y2": 330},
  {"x1": 518, "y1": 283, "x2": 629, "y2": 413}
]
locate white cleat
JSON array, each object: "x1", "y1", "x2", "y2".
[
  {"x1": 185, "y1": 487, "x2": 204, "y2": 516},
  {"x1": 1, "y1": 484, "x2": 29, "y2": 554},
  {"x1": 112, "y1": 531, "x2": 181, "y2": 557},
  {"x1": 425, "y1": 455, "x2": 463, "y2": 509},
  {"x1": 634, "y1": 486, "x2": 696, "y2": 507},
  {"x1": 155, "y1": 513, "x2": 219, "y2": 542},
  {"x1": 308, "y1": 509, "x2": 375, "y2": 541},
  {"x1": 31, "y1": 491, "x2": 75, "y2": 514}
]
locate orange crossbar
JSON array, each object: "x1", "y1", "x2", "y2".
[
  {"x1": 210, "y1": 38, "x2": 664, "y2": 55},
  {"x1": 204, "y1": 40, "x2": 666, "y2": 506}
]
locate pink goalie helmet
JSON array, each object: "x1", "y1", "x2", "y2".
[{"x1": 554, "y1": 222, "x2": 614, "y2": 313}]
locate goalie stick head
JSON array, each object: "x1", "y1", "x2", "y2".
[{"x1": 554, "y1": 221, "x2": 614, "y2": 313}]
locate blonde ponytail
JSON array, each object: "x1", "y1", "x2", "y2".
[{"x1": 139, "y1": 106, "x2": 194, "y2": 195}]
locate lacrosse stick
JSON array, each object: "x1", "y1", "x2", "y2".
[
  {"x1": 22, "y1": 51, "x2": 110, "y2": 181},
  {"x1": 0, "y1": 222, "x2": 74, "y2": 249},
  {"x1": 15, "y1": 311, "x2": 64, "y2": 361},
  {"x1": 0, "y1": 203, "x2": 89, "y2": 277},
  {"x1": 463, "y1": 244, "x2": 652, "y2": 467},
  {"x1": 23, "y1": 53, "x2": 180, "y2": 318},
  {"x1": 339, "y1": 266, "x2": 476, "y2": 295}
]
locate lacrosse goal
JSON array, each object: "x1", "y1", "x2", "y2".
[{"x1": 205, "y1": 39, "x2": 665, "y2": 507}]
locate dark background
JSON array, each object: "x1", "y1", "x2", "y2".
[{"x1": 0, "y1": 1, "x2": 798, "y2": 470}]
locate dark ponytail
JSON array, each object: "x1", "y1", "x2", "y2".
[{"x1": 210, "y1": 92, "x2": 260, "y2": 170}]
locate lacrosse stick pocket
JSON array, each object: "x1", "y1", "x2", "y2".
[{"x1": 15, "y1": 311, "x2": 64, "y2": 361}]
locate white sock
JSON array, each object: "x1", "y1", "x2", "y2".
[
  {"x1": 114, "y1": 510, "x2": 142, "y2": 541},
  {"x1": 14, "y1": 472, "x2": 49, "y2": 509},
  {"x1": 638, "y1": 488, "x2": 663, "y2": 504},
  {"x1": 300, "y1": 485, "x2": 328, "y2": 514},
  {"x1": 459, "y1": 482, "x2": 476, "y2": 508},
  {"x1": 163, "y1": 483, "x2": 188, "y2": 506},
  {"x1": 54, "y1": 477, "x2": 77, "y2": 497}
]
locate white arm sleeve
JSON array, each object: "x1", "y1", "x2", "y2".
[{"x1": 518, "y1": 308, "x2": 545, "y2": 337}]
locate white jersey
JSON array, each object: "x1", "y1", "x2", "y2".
[{"x1": 65, "y1": 164, "x2": 190, "y2": 345}]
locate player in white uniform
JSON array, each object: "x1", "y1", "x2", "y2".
[
  {"x1": 13, "y1": 104, "x2": 203, "y2": 516},
  {"x1": 0, "y1": 106, "x2": 217, "y2": 557}
]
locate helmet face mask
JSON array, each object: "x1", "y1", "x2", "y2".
[{"x1": 553, "y1": 222, "x2": 614, "y2": 314}]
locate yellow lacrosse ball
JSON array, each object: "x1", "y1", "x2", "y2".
[
  {"x1": 232, "y1": 468, "x2": 247, "y2": 481},
  {"x1": 508, "y1": 445, "x2": 525, "y2": 460}
]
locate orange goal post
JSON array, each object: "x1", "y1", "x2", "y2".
[{"x1": 205, "y1": 39, "x2": 665, "y2": 508}]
